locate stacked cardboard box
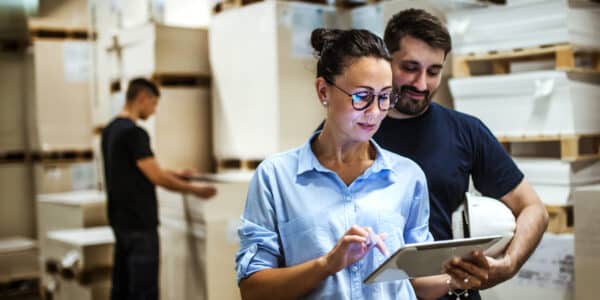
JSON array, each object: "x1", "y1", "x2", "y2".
[
  {"x1": 45, "y1": 226, "x2": 114, "y2": 300},
  {"x1": 0, "y1": 237, "x2": 39, "y2": 283},
  {"x1": 36, "y1": 190, "x2": 108, "y2": 298},
  {"x1": 0, "y1": 163, "x2": 34, "y2": 238},
  {"x1": 158, "y1": 172, "x2": 252, "y2": 300},
  {"x1": 447, "y1": 0, "x2": 600, "y2": 55},
  {"x1": 573, "y1": 185, "x2": 600, "y2": 300},
  {"x1": 97, "y1": 23, "x2": 213, "y2": 173},
  {"x1": 210, "y1": 1, "x2": 333, "y2": 161},
  {"x1": 447, "y1": 2, "x2": 600, "y2": 299}
]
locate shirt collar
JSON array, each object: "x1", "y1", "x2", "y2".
[{"x1": 296, "y1": 131, "x2": 397, "y2": 178}]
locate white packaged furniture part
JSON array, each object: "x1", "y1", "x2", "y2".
[
  {"x1": 450, "y1": 71, "x2": 600, "y2": 136},
  {"x1": 448, "y1": 0, "x2": 600, "y2": 55}
]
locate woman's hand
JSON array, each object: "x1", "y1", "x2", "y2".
[{"x1": 319, "y1": 225, "x2": 388, "y2": 275}]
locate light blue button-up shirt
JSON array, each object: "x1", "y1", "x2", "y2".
[{"x1": 236, "y1": 134, "x2": 432, "y2": 299}]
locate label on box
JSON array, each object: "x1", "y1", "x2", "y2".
[
  {"x1": 71, "y1": 162, "x2": 97, "y2": 190},
  {"x1": 513, "y1": 233, "x2": 574, "y2": 290},
  {"x1": 282, "y1": 4, "x2": 328, "y2": 59},
  {"x1": 63, "y1": 42, "x2": 92, "y2": 82}
]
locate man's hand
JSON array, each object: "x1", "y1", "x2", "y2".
[
  {"x1": 443, "y1": 251, "x2": 490, "y2": 290},
  {"x1": 190, "y1": 182, "x2": 217, "y2": 199}
]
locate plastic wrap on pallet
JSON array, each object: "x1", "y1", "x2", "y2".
[
  {"x1": 449, "y1": 71, "x2": 600, "y2": 136},
  {"x1": 447, "y1": 0, "x2": 600, "y2": 55},
  {"x1": 514, "y1": 158, "x2": 600, "y2": 205},
  {"x1": 481, "y1": 233, "x2": 574, "y2": 300}
]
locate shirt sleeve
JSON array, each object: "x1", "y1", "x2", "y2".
[
  {"x1": 470, "y1": 119, "x2": 524, "y2": 199},
  {"x1": 404, "y1": 170, "x2": 434, "y2": 244},
  {"x1": 126, "y1": 127, "x2": 154, "y2": 161},
  {"x1": 236, "y1": 162, "x2": 282, "y2": 284}
]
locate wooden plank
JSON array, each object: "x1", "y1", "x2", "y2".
[
  {"x1": 452, "y1": 57, "x2": 471, "y2": 77},
  {"x1": 555, "y1": 46, "x2": 576, "y2": 69},
  {"x1": 546, "y1": 205, "x2": 574, "y2": 234},
  {"x1": 497, "y1": 134, "x2": 600, "y2": 161}
]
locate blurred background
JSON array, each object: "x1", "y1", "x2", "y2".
[{"x1": 0, "y1": 0, "x2": 599, "y2": 299}]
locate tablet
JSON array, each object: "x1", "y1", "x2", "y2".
[{"x1": 363, "y1": 235, "x2": 512, "y2": 284}]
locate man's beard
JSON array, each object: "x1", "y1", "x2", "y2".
[{"x1": 393, "y1": 85, "x2": 434, "y2": 116}]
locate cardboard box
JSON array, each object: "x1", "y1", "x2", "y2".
[
  {"x1": 0, "y1": 52, "x2": 27, "y2": 152},
  {"x1": 158, "y1": 173, "x2": 251, "y2": 300},
  {"x1": 154, "y1": 87, "x2": 212, "y2": 173},
  {"x1": 114, "y1": 24, "x2": 210, "y2": 78},
  {"x1": 45, "y1": 226, "x2": 114, "y2": 275},
  {"x1": 29, "y1": 39, "x2": 93, "y2": 151},
  {"x1": 480, "y1": 233, "x2": 574, "y2": 300},
  {"x1": 210, "y1": 1, "x2": 331, "y2": 160},
  {"x1": 36, "y1": 190, "x2": 107, "y2": 239},
  {"x1": 573, "y1": 185, "x2": 600, "y2": 300},
  {"x1": 0, "y1": 163, "x2": 34, "y2": 238},
  {"x1": 52, "y1": 277, "x2": 110, "y2": 300},
  {"x1": 28, "y1": 0, "x2": 89, "y2": 30},
  {"x1": 450, "y1": 71, "x2": 600, "y2": 136},
  {"x1": 0, "y1": 237, "x2": 39, "y2": 282}
]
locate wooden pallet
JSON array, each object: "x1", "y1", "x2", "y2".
[
  {"x1": 212, "y1": 0, "x2": 377, "y2": 14},
  {"x1": 31, "y1": 149, "x2": 94, "y2": 163},
  {"x1": 0, "y1": 151, "x2": 27, "y2": 164},
  {"x1": 29, "y1": 27, "x2": 94, "y2": 41},
  {"x1": 498, "y1": 134, "x2": 600, "y2": 161},
  {"x1": 152, "y1": 73, "x2": 211, "y2": 88},
  {"x1": 453, "y1": 43, "x2": 600, "y2": 77},
  {"x1": 216, "y1": 158, "x2": 262, "y2": 172},
  {"x1": 546, "y1": 205, "x2": 574, "y2": 234}
]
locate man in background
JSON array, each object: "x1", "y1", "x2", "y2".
[{"x1": 101, "y1": 78, "x2": 217, "y2": 299}]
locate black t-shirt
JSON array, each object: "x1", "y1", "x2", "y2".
[
  {"x1": 374, "y1": 103, "x2": 523, "y2": 300},
  {"x1": 101, "y1": 117, "x2": 157, "y2": 232}
]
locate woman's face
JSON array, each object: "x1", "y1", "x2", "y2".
[{"x1": 319, "y1": 56, "x2": 392, "y2": 143}]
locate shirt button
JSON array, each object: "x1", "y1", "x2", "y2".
[
  {"x1": 351, "y1": 266, "x2": 358, "y2": 272},
  {"x1": 345, "y1": 195, "x2": 352, "y2": 201}
]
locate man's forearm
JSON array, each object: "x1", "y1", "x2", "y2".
[{"x1": 505, "y1": 201, "x2": 548, "y2": 273}]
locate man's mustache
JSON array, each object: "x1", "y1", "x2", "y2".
[{"x1": 397, "y1": 85, "x2": 429, "y2": 98}]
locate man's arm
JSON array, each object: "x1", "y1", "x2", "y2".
[
  {"x1": 484, "y1": 178, "x2": 548, "y2": 288},
  {"x1": 136, "y1": 157, "x2": 216, "y2": 199}
]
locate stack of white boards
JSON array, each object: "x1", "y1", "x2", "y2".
[
  {"x1": 447, "y1": 0, "x2": 600, "y2": 55},
  {"x1": 449, "y1": 71, "x2": 600, "y2": 136}
]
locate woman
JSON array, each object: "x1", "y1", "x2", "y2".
[{"x1": 235, "y1": 28, "x2": 485, "y2": 300}]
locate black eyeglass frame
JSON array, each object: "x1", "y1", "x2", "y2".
[{"x1": 324, "y1": 78, "x2": 399, "y2": 111}]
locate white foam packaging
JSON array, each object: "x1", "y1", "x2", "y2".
[
  {"x1": 448, "y1": 0, "x2": 600, "y2": 55},
  {"x1": 450, "y1": 71, "x2": 600, "y2": 136}
]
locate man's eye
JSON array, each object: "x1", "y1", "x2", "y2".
[
  {"x1": 428, "y1": 70, "x2": 441, "y2": 76},
  {"x1": 401, "y1": 65, "x2": 418, "y2": 72}
]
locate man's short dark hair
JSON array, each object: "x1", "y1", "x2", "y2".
[
  {"x1": 126, "y1": 78, "x2": 160, "y2": 102},
  {"x1": 384, "y1": 8, "x2": 452, "y2": 57}
]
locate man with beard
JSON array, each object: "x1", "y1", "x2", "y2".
[
  {"x1": 373, "y1": 8, "x2": 549, "y2": 300},
  {"x1": 102, "y1": 78, "x2": 217, "y2": 299}
]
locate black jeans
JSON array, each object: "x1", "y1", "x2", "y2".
[{"x1": 111, "y1": 229, "x2": 159, "y2": 300}]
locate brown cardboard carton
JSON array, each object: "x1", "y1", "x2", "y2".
[
  {"x1": 154, "y1": 87, "x2": 212, "y2": 173},
  {"x1": 573, "y1": 185, "x2": 600, "y2": 300}
]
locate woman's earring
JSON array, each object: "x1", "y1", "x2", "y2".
[{"x1": 322, "y1": 101, "x2": 328, "y2": 106}]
